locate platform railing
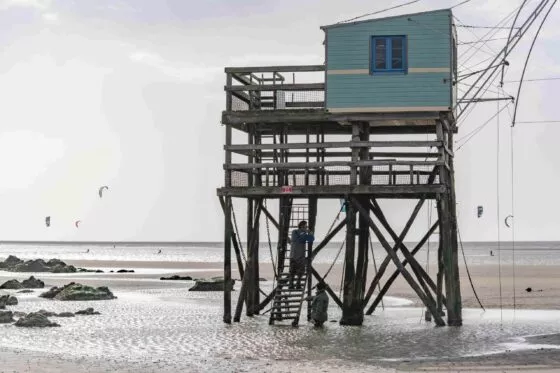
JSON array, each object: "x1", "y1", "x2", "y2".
[{"x1": 225, "y1": 65, "x2": 325, "y2": 112}]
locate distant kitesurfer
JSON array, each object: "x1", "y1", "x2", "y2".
[
  {"x1": 490, "y1": 250, "x2": 494, "y2": 256},
  {"x1": 157, "y1": 249, "x2": 162, "y2": 254},
  {"x1": 85, "y1": 249, "x2": 90, "y2": 253}
]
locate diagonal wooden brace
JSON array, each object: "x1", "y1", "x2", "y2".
[
  {"x1": 369, "y1": 199, "x2": 441, "y2": 304},
  {"x1": 366, "y1": 220, "x2": 442, "y2": 314},
  {"x1": 361, "y1": 196, "x2": 427, "y2": 309},
  {"x1": 350, "y1": 197, "x2": 445, "y2": 326}
]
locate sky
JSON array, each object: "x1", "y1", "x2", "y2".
[{"x1": 0, "y1": 0, "x2": 559, "y2": 242}]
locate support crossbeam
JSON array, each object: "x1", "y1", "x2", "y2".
[
  {"x1": 366, "y1": 220, "x2": 440, "y2": 314},
  {"x1": 350, "y1": 197, "x2": 445, "y2": 326}
]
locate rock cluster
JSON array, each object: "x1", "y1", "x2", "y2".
[
  {"x1": 189, "y1": 277, "x2": 234, "y2": 291},
  {"x1": 0, "y1": 276, "x2": 45, "y2": 289},
  {"x1": 160, "y1": 275, "x2": 192, "y2": 281},
  {"x1": 39, "y1": 282, "x2": 116, "y2": 301}
]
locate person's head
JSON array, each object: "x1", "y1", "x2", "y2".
[
  {"x1": 298, "y1": 221, "x2": 308, "y2": 230},
  {"x1": 316, "y1": 282, "x2": 326, "y2": 292}
]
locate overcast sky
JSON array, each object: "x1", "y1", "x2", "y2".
[{"x1": 0, "y1": 0, "x2": 558, "y2": 242}]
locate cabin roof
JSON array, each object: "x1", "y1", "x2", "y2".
[{"x1": 320, "y1": 8, "x2": 452, "y2": 30}]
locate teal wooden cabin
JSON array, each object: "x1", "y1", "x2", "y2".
[{"x1": 322, "y1": 9, "x2": 457, "y2": 114}]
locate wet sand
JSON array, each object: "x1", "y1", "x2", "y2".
[
  {"x1": 64, "y1": 259, "x2": 560, "y2": 310},
  {"x1": 1, "y1": 259, "x2": 560, "y2": 372}
]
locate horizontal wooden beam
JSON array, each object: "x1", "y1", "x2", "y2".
[
  {"x1": 242, "y1": 151, "x2": 440, "y2": 158},
  {"x1": 222, "y1": 109, "x2": 442, "y2": 125},
  {"x1": 225, "y1": 65, "x2": 325, "y2": 73},
  {"x1": 216, "y1": 185, "x2": 445, "y2": 198},
  {"x1": 225, "y1": 83, "x2": 324, "y2": 92},
  {"x1": 226, "y1": 160, "x2": 443, "y2": 170},
  {"x1": 260, "y1": 101, "x2": 325, "y2": 108},
  {"x1": 226, "y1": 141, "x2": 441, "y2": 151}
]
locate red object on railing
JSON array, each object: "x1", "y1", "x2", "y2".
[{"x1": 281, "y1": 186, "x2": 293, "y2": 193}]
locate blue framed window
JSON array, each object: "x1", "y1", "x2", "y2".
[{"x1": 371, "y1": 36, "x2": 407, "y2": 73}]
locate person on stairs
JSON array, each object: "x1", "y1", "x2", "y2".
[
  {"x1": 289, "y1": 220, "x2": 314, "y2": 289},
  {"x1": 308, "y1": 282, "x2": 329, "y2": 327}
]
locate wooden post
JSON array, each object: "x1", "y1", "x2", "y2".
[
  {"x1": 218, "y1": 196, "x2": 245, "y2": 279},
  {"x1": 340, "y1": 197, "x2": 358, "y2": 325},
  {"x1": 307, "y1": 197, "x2": 318, "y2": 321},
  {"x1": 223, "y1": 72, "x2": 233, "y2": 324},
  {"x1": 436, "y1": 118, "x2": 462, "y2": 326},
  {"x1": 436, "y1": 213, "x2": 444, "y2": 315},
  {"x1": 340, "y1": 123, "x2": 361, "y2": 325}
]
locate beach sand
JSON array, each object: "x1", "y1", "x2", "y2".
[{"x1": 0, "y1": 258, "x2": 559, "y2": 372}]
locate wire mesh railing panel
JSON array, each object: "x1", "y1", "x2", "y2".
[
  {"x1": 227, "y1": 165, "x2": 439, "y2": 188},
  {"x1": 230, "y1": 171, "x2": 249, "y2": 187}
]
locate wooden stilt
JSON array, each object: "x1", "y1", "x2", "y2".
[
  {"x1": 307, "y1": 197, "x2": 318, "y2": 321},
  {"x1": 436, "y1": 119, "x2": 462, "y2": 326},
  {"x1": 218, "y1": 196, "x2": 245, "y2": 279},
  {"x1": 223, "y1": 73, "x2": 233, "y2": 325}
]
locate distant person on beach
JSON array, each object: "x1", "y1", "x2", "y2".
[
  {"x1": 490, "y1": 250, "x2": 494, "y2": 256},
  {"x1": 289, "y1": 220, "x2": 314, "y2": 289},
  {"x1": 85, "y1": 249, "x2": 89, "y2": 253},
  {"x1": 308, "y1": 282, "x2": 329, "y2": 327}
]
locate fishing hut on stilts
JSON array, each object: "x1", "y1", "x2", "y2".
[{"x1": 218, "y1": 8, "x2": 463, "y2": 327}]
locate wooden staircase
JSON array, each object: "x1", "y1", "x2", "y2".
[{"x1": 269, "y1": 202, "x2": 309, "y2": 326}]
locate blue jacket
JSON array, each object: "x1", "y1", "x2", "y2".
[{"x1": 290, "y1": 229, "x2": 314, "y2": 260}]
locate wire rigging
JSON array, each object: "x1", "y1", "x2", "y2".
[
  {"x1": 512, "y1": 0, "x2": 558, "y2": 125},
  {"x1": 497, "y1": 98, "x2": 504, "y2": 325},
  {"x1": 337, "y1": 0, "x2": 421, "y2": 24},
  {"x1": 451, "y1": 0, "x2": 473, "y2": 9}
]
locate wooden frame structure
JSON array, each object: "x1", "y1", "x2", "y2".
[{"x1": 217, "y1": 65, "x2": 462, "y2": 326}]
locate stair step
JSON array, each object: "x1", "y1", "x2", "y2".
[
  {"x1": 270, "y1": 316, "x2": 297, "y2": 321},
  {"x1": 271, "y1": 312, "x2": 300, "y2": 316}
]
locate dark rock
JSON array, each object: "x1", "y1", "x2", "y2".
[
  {"x1": 37, "y1": 309, "x2": 57, "y2": 317},
  {"x1": 0, "y1": 279, "x2": 23, "y2": 289},
  {"x1": 75, "y1": 307, "x2": 100, "y2": 315},
  {"x1": 189, "y1": 278, "x2": 234, "y2": 292},
  {"x1": 0, "y1": 301, "x2": 4, "y2": 309},
  {"x1": 46, "y1": 259, "x2": 66, "y2": 267},
  {"x1": 116, "y1": 269, "x2": 134, "y2": 273},
  {"x1": 77, "y1": 268, "x2": 104, "y2": 273},
  {"x1": 4, "y1": 255, "x2": 23, "y2": 267},
  {"x1": 14, "y1": 259, "x2": 49, "y2": 272},
  {"x1": 57, "y1": 312, "x2": 75, "y2": 318},
  {"x1": 17, "y1": 289, "x2": 34, "y2": 294},
  {"x1": 15, "y1": 312, "x2": 60, "y2": 327},
  {"x1": 0, "y1": 311, "x2": 14, "y2": 323},
  {"x1": 13, "y1": 311, "x2": 26, "y2": 318},
  {"x1": 160, "y1": 275, "x2": 192, "y2": 281},
  {"x1": 0, "y1": 295, "x2": 18, "y2": 305},
  {"x1": 259, "y1": 278, "x2": 267, "y2": 281},
  {"x1": 21, "y1": 276, "x2": 45, "y2": 288},
  {"x1": 51, "y1": 265, "x2": 77, "y2": 273},
  {"x1": 39, "y1": 285, "x2": 65, "y2": 299},
  {"x1": 110, "y1": 270, "x2": 114, "y2": 273},
  {"x1": 40, "y1": 282, "x2": 116, "y2": 301}
]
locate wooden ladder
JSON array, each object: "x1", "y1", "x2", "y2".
[{"x1": 269, "y1": 201, "x2": 309, "y2": 327}]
